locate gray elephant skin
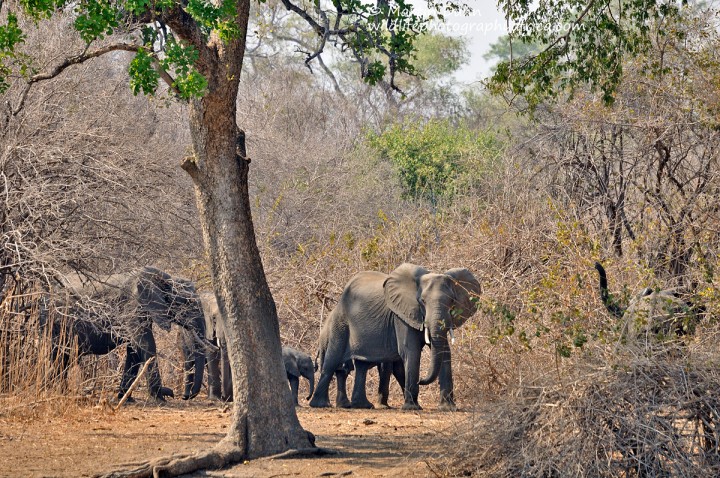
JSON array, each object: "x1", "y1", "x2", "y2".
[
  {"x1": 309, "y1": 263, "x2": 481, "y2": 411},
  {"x1": 333, "y1": 360, "x2": 406, "y2": 409},
  {"x1": 316, "y1": 319, "x2": 405, "y2": 409},
  {"x1": 41, "y1": 266, "x2": 208, "y2": 402},
  {"x1": 183, "y1": 294, "x2": 322, "y2": 404},
  {"x1": 282, "y1": 346, "x2": 315, "y2": 405},
  {"x1": 594, "y1": 262, "x2": 699, "y2": 344},
  {"x1": 180, "y1": 292, "x2": 233, "y2": 401}
]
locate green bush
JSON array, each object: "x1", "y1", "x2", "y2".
[{"x1": 366, "y1": 119, "x2": 502, "y2": 203}]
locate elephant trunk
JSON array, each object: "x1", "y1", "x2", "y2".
[
  {"x1": 305, "y1": 368, "x2": 315, "y2": 401},
  {"x1": 419, "y1": 324, "x2": 450, "y2": 386}
]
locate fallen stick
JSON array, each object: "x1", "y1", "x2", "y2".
[{"x1": 115, "y1": 356, "x2": 155, "y2": 411}]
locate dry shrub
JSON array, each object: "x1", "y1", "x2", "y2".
[
  {"x1": 0, "y1": 301, "x2": 121, "y2": 418},
  {"x1": 1, "y1": 12, "x2": 201, "y2": 408},
  {"x1": 442, "y1": 349, "x2": 720, "y2": 477}
]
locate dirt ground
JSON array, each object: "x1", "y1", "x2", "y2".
[{"x1": 0, "y1": 397, "x2": 479, "y2": 477}]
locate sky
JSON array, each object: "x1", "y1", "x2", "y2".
[{"x1": 416, "y1": 2, "x2": 509, "y2": 85}]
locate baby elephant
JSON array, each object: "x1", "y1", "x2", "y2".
[{"x1": 282, "y1": 346, "x2": 315, "y2": 405}]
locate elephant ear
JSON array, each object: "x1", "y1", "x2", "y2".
[
  {"x1": 282, "y1": 348, "x2": 300, "y2": 377},
  {"x1": 136, "y1": 267, "x2": 174, "y2": 331},
  {"x1": 444, "y1": 267, "x2": 481, "y2": 327},
  {"x1": 384, "y1": 263, "x2": 429, "y2": 330},
  {"x1": 171, "y1": 278, "x2": 202, "y2": 327},
  {"x1": 199, "y1": 293, "x2": 218, "y2": 339}
]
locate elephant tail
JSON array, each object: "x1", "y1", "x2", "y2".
[{"x1": 594, "y1": 262, "x2": 625, "y2": 318}]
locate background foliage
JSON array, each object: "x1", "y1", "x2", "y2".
[{"x1": 2, "y1": 1, "x2": 720, "y2": 475}]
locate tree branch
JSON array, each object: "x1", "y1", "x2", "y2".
[
  {"x1": 30, "y1": 43, "x2": 140, "y2": 84},
  {"x1": 274, "y1": 34, "x2": 343, "y2": 95},
  {"x1": 12, "y1": 43, "x2": 142, "y2": 117},
  {"x1": 278, "y1": 0, "x2": 324, "y2": 35}
]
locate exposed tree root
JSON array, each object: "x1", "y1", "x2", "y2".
[
  {"x1": 259, "y1": 447, "x2": 336, "y2": 460},
  {"x1": 96, "y1": 443, "x2": 333, "y2": 478},
  {"x1": 96, "y1": 444, "x2": 245, "y2": 478}
]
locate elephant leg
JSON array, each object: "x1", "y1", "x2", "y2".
[
  {"x1": 393, "y1": 319, "x2": 424, "y2": 410},
  {"x1": 392, "y1": 359, "x2": 406, "y2": 393},
  {"x1": 400, "y1": 348, "x2": 422, "y2": 410},
  {"x1": 437, "y1": 356, "x2": 457, "y2": 411},
  {"x1": 376, "y1": 362, "x2": 392, "y2": 408},
  {"x1": 220, "y1": 338, "x2": 233, "y2": 402},
  {"x1": 187, "y1": 347, "x2": 206, "y2": 400},
  {"x1": 335, "y1": 369, "x2": 351, "y2": 408},
  {"x1": 310, "y1": 371, "x2": 335, "y2": 408},
  {"x1": 350, "y1": 360, "x2": 374, "y2": 409},
  {"x1": 132, "y1": 327, "x2": 173, "y2": 401},
  {"x1": 179, "y1": 331, "x2": 196, "y2": 400},
  {"x1": 118, "y1": 345, "x2": 142, "y2": 402},
  {"x1": 288, "y1": 374, "x2": 300, "y2": 406},
  {"x1": 376, "y1": 360, "x2": 406, "y2": 408},
  {"x1": 310, "y1": 331, "x2": 348, "y2": 408},
  {"x1": 206, "y1": 341, "x2": 222, "y2": 400},
  {"x1": 48, "y1": 345, "x2": 71, "y2": 393}
]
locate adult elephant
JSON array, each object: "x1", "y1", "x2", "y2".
[
  {"x1": 309, "y1": 263, "x2": 481, "y2": 411},
  {"x1": 42, "y1": 266, "x2": 209, "y2": 402},
  {"x1": 316, "y1": 322, "x2": 405, "y2": 409},
  {"x1": 328, "y1": 359, "x2": 406, "y2": 409},
  {"x1": 594, "y1": 262, "x2": 699, "y2": 344},
  {"x1": 282, "y1": 346, "x2": 314, "y2": 405},
  {"x1": 180, "y1": 292, "x2": 232, "y2": 401}
]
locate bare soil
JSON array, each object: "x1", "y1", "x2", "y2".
[{"x1": 0, "y1": 397, "x2": 478, "y2": 477}]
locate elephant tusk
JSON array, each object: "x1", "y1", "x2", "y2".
[
  {"x1": 424, "y1": 327, "x2": 431, "y2": 346},
  {"x1": 449, "y1": 328, "x2": 455, "y2": 345}
]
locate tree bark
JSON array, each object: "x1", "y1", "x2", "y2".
[
  {"x1": 99, "y1": 90, "x2": 315, "y2": 478},
  {"x1": 93, "y1": 3, "x2": 314, "y2": 475},
  {"x1": 182, "y1": 110, "x2": 312, "y2": 456},
  {"x1": 175, "y1": 0, "x2": 312, "y2": 464},
  {"x1": 179, "y1": 63, "x2": 313, "y2": 466}
]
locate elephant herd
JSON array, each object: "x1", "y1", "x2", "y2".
[
  {"x1": 41, "y1": 263, "x2": 482, "y2": 410},
  {"x1": 39, "y1": 261, "x2": 697, "y2": 410}
]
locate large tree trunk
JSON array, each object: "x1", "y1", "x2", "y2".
[
  {"x1": 100, "y1": 100, "x2": 316, "y2": 478},
  {"x1": 178, "y1": 1, "x2": 312, "y2": 458},
  {"x1": 99, "y1": 14, "x2": 313, "y2": 478},
  {"x1": 183, "y1": 95, "x2": 312, "y2": 456},
  {"x1": 180, "y1": 70, "x2": 312, "y2": 460}
]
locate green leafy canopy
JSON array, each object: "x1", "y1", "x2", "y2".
[
  {"x1": 367, "y1": 119, "x2": 502, "y2": 202},
  {"x1": 492, "y1": 0, "x2": 688, "y2": 107},
  {"x1": 0, "y1": 0, "x2": 468, "y2": 99},
  {"x1": 0, "y1": 13, "x2": 25, "y2": 92}
]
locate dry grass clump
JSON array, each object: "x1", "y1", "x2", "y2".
[
  {"x1": 0, "y1": 294, "x2": 186, "y2": 419},
  {"x1": 446, "y1": 353, "x2": 720, "y2": 477}
]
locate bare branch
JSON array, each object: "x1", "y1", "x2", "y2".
[
  {"x1": 274, "y1": 34, "x2": 343, "y2": 95},
  {"x1": 28, "y1": 43, "x2": 140, "y2": 84},
  {"x1": 12, "y1": 43, "x2": 141, "y2": 116},
  {"x1": 278, "y1": 0, "x2": 325, "y2": 35}
]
